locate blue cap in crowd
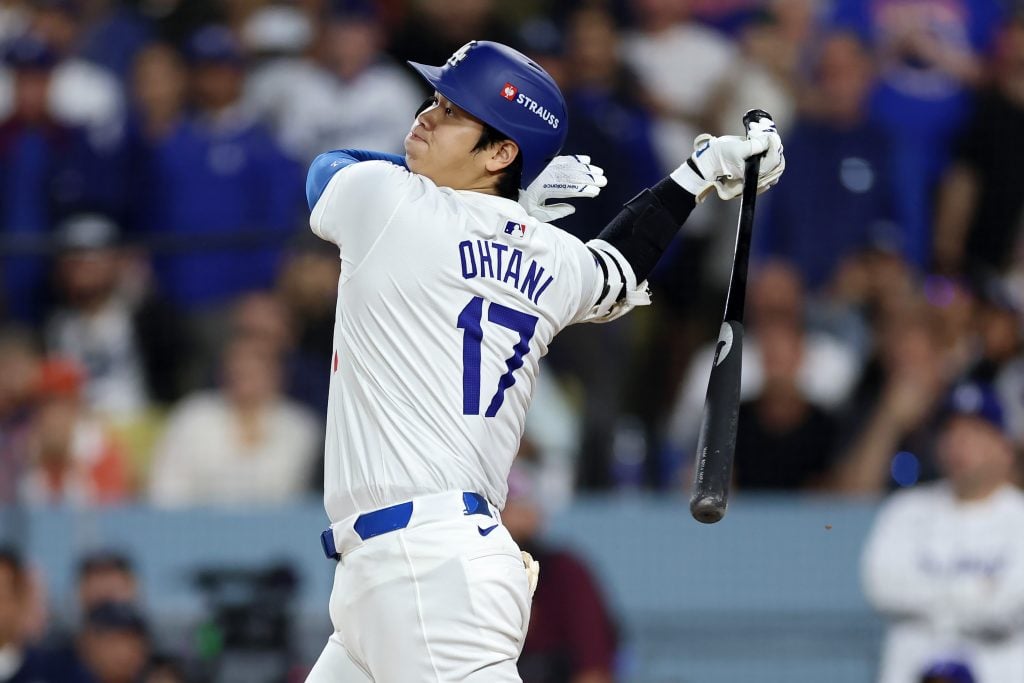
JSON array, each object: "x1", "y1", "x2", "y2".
[
  {"x1": 328, "y1": 0, "x2": 380, "y2": 21},
  {"x1": 53, "y1": 214, "x2": 121, "y2": 252},
  {"x1": 944, "y1": 382, "x2": 1005, "y2": 433},
  {"x1": 186, "y1": 25, "x2": 244, "y2": 65},
  {"x1": 2, "y1": 34, "x2": 59, "y2": 70},
  {"x1": 921, "y1": 660, "x2": 975, "y2": 683},
  {"x1": 85, "y1": 601, "x2": 148, "y2": 636}
]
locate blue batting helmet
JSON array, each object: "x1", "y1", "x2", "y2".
[{"x1": 408, "y1": 40, "x2": 568, "y2": 188}]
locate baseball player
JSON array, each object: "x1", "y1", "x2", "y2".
[{"x1": 304, "y1": 40, "x2": 784, "y2": 682}]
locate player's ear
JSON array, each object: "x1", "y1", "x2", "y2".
[{"x1": 484, "y1": 140, "x2": 519, "y2": 174}]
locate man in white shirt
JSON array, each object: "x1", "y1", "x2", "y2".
[
  {"x1": 303, "y1": 39, "x2": 784, "y2": 682},
  {"x1": 862, "y1": 382, "x2": 1024, "y2": 683}
]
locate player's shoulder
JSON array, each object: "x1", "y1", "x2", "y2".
[{"x1": 315, "y1": 158, "x2": 433, "y2": 214}]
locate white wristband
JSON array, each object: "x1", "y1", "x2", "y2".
[{"x1": 670, "y1": 160, "x2": 707, "y2": 197}]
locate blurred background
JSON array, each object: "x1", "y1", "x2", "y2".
[{"x1": 2, "y1": 0, "x2": 1024, "y2": 681}]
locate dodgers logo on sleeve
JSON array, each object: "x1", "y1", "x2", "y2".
[{"x1": 504, "y1": 221, "x2": 527, "y2": 239}]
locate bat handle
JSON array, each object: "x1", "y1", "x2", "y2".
[{"x1": 742, "y1": 108, "x2": 774, "y2": 136}]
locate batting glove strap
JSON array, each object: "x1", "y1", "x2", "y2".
[
  {"x1": 579, "y1": 238, "x2": 651, "y2": 324},
  {"x1": 518, "y1": 154, "x2": 607, "y2": 224}
]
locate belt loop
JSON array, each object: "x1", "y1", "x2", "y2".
[{"x1": 320, "y1": 528, "x2": 340, "y2": 561}]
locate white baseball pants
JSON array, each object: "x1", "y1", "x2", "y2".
[{"x1": 305, "y1": 491, "x2": 531, "y2": 683}]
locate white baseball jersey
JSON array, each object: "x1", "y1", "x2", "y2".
[
  {"x1": 310, "y1": 160, "x2": 604, "y2": 522},
  {"x1": 861, "y1": 483, "x2": 1024, "y2": 683}
]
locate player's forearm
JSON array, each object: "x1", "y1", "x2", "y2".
[
  {"x1": 306, "y1": 149, "x2": 408, "y2": 210},
  {"x1": 594, "y1": 177, "x2": 696, "y2": 282}
]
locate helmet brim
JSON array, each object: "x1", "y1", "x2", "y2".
[{"x1": 407, "y1": 60, "x2": 487, "y2": 130}]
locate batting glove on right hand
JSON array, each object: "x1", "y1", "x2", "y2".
[
  {"x1": 671, "y1": 120, "x2": 785, "y2": 203},
  {"x1": 519, "y1": 154, "x2": 607, "y2": 223}
]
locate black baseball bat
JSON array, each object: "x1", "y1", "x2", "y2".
[{"x1": 689, "y1": 109, "x2": 773, "y2": 524}]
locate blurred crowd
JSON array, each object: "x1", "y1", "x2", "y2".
[{"x1": 0, "y1": 0, "x2": 1023, "y2": 512}]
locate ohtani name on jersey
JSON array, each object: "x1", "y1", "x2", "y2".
[
  {"x1": 458, "y1": 239, "x2": 554, "y2": 304},
  {"x1": 515, "y1": 93, "x2": 559, "y2": 129}
]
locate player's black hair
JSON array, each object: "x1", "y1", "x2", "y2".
[{"x1": 473, "y1": 124, "x2": 523, "y2": 200}]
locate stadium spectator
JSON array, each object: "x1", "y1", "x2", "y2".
[
  {"x1": 41, "y1": 549, "x2": 141, "y2": 674},
  {"x1": 504, "y1": 464, "x2": 618, "y2": 683},
  {"x1": 756, "y1": 31, "x2": 900, "y2": 290},
  {"x1": 714, "y1": 1, "x2": 807, "y2": 137},
  {"x1": 24, "y1": 0, "x2": 124, "y2": 142},
  {"x1": 21, "y1": 357, "x2": 131, "y2": 505},
  {"x1": 0, "y1": 34, "x2": 95, "y2": 322},
  {"x1": 861, "y1": 383, "x2": 1024, "y2": 683},
  {"x1": 143, "y1": 25, "x2": 302, "y2": 316},
  {"x1": 51, "y1": 601, "x2": 151, "y2": 683},
  {"x1": 227, "y1": 288, "x2": 330, "y2": 419},
  {"x1": 0, "y1": 1, "x2": 29, "y2": 47},
  {"x1": 275, "y1": 235, "x2": 339, "y2": 412},
  {"x1": 535, "y1": 3, "x2": 661, "y2": 489},
  {"x1": 933, "y1": 17, "x2": 1024, "y2": 278},
  {"x1": 829, "y1": 0, "x2": 1005, "y2": 268},
  {"x1": 129, "y1": 42, "x2": 187, "y2": 145},
  {"x1": 245, "y1": 0, "x2": 422, "y2": 163},
  {"x1": 0, "y1": 327, "x2": 41, "y2": 505},
  {"x1": 147, "y1": 332, "x2": 320, "y2": 507},
  {"x1": 556, "y1": 3, "x2": 663, "y2": 241},
  {"x1": 733, "y1": 319, "x2": 840, "y2": 490},
  {"x1": 74, "y1": 0, "x2": 154, "y2": 83},
  {"x1": 621, "y1": 0, "x2": 739, "y2": 172},
  {"x1": 831, "y1": 298, "x2": 952, "y2": 493},
  {"x1": 123, "y1": 42, "x2": 186, "y2": 236},
  {"x1": 668, "y1": 261, "x2": 859, "y2": 461},
  {"x1": 0, "y1": 546, "x2": 49, "y2": 683},
  {"x1": 44, "y1": 213, "x2": 191, "y2": 423}
]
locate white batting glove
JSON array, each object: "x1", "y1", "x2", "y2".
[
  {"x1": 522, "y1": 551, "x2": 540, "y2": 598},
  {"x1": 519, "y1": 154, "x2": 607, "y2": 223},
  {"x1": 671, "y1": 117, "x2": 785, "y2": 203}
]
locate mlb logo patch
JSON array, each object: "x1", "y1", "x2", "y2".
[
  {"x1": 501, "y1": 82, "x2": 518, "y2": 101},
  {"x1": 504, "y1": 220, "x2": 527, "y2": 238}
]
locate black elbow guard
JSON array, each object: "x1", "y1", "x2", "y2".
[{"x1": 599, "y1": 179, "x2": 696, "y2": 280}]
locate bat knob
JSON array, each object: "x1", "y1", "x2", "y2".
[
  {"x1": 690, "y1": 495, "x2": 727, "y2": 524},
  {"x1": 742, "y1": 108, "x2": 774, "y2": 134}
]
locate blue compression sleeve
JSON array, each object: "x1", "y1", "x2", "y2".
[{"x1": 306, "y1": 149, "x2": 408, "y2": 210}]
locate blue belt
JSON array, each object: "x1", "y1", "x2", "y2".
[{"x1": 320, "y1": 492, "x2": 492, "y2": 560}]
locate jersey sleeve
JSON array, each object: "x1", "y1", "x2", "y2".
[
  {"x1": 559, "y1": 232, "x2": 606, "y2": 325},
  {"x1": 309, "y1": 158, "x2": 425, "y2": 269}
]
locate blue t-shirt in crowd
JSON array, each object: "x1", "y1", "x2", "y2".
[
  {"x1": 0, "y1": 119, "x2": 97, "y2": 322},
  {"x1": 756, "y1": 117, "x2": 898, "y2": 289},
  {"x1": 829, "y1": 0, "x2": 1005, "y2": 266},
  {"x1": 146, "y1": 114, "x2": 303, "y2": 310}
]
